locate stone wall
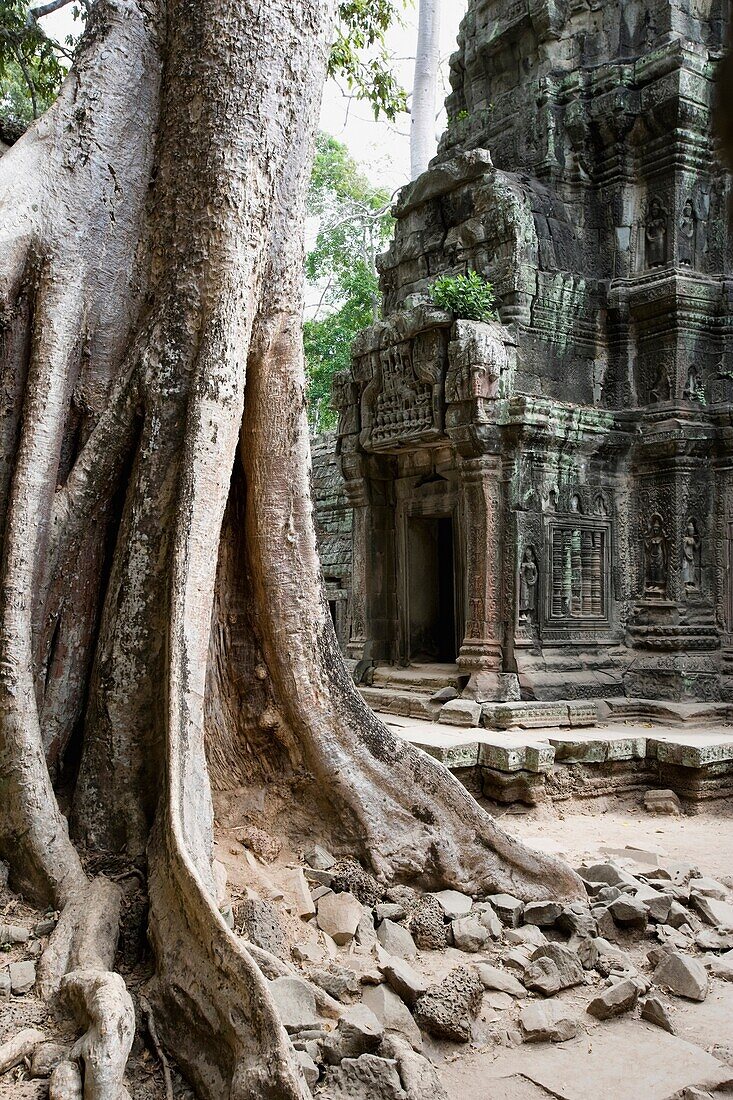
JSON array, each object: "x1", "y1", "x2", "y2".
[
  {"x1": 311, "y1": 432, "x2": 352, "y2": 652},
  {"x1": 329, "y1": 0, "x2": 733, "y2": 707}
]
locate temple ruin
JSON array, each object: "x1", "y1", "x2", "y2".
[{"x1": 313, "y1": 0, "x2": 733, "y2": 797}]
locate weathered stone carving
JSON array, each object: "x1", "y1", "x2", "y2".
[
  {"x1": 321, "y1": 0, "x2": 732, "y2": 706},
  {"x1": 643, "y1": 514, "x2": 670, "y2": 599}
]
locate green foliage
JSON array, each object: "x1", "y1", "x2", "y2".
[
  {"x1": 304, "y1": 133, "x2": 394, "y2": 431},
  {"x1": 0, "y1": 1, "x2": 83, "y2": 136},
  {"x1": 329, "y1": 0, "x2": 408, "y2": 121},
  {"x1": 429, "y1": 271, "x2": 498, "y2": 322}
]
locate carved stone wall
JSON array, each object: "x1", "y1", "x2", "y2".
[{"x1": 328, "y1": 0, "x2": 733, "y2": 704}]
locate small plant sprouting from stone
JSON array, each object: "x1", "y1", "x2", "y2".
[{"x1": 429, "y1": 271, "x2": 498, "y2": 322}]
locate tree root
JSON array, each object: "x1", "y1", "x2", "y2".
[
  {"x1": 0, "y1": 1027, "x2": 45, "y2": 1074},
  {"x1": 140, "y1": 995, "x2": 174, "y2": 1100},
  {"x1": 49, "y1": 1060, "x2": 83, "y2": 1100}
]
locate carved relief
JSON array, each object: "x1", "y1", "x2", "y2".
[
  {"x1": 547, "y1": 520, "x2": 608, "y2": 621},
  {"x1": 645, "y1": 197, "x2": 668, "y2": 268},
  {"x1": 679, "y1": 197, "x2": 695, "y2": 266},
  {"x1": 518, "y1": 547, "x2": 539, "y2": 622},
  {"x1": 681, "y1": 518, "x2": 702, "y2": 594},
  {"x1": 643, "y1": 513, "x2": 670, "y2": 598}
]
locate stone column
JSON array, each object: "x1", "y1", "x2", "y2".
[
  {"x1": 343, "y1": 476, "x2": 369, "y2": 663},
  {"x1": 457, "y1": 454, "x2": 509, "y2": 701}
]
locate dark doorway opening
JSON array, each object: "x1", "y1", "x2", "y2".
[{"x1": 407, "y1": 515, "x2": 457, "y2": 662}]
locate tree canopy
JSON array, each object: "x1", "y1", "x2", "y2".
[{"x1": 304, "y1": 132, "x2": 394, "y2": 431}]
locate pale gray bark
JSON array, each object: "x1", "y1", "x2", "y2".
[{"x1": 410, "y1": 0, "x2": 442, "y2": 179}]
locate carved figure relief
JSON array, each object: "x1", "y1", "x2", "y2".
[
  {"x1": 594, "y1": 494, "x2": 609, "y2": 517},
  {"x1": 371, "y1": 342, "x2": 434, "y2": 447},
  {"x1": 643, "y1": 513, "x2": 669, "y2": 598},
  {"x1": 679, "y1": 198, "x2": 695, "y2": 266},
  {"x1": 681, "y1": 519, "x2": 701, "y2": 593},
  {"x1": 645, "y1": 198, "x2": 668, "y2": 268},
  {"x1": 518, "y1": 547, "x2": 539, "y2": 622},
  {"x1": 648, "y1": 360, "x2": 671, "y2": 404},
  {"x1": 683, "y1": 364, "x2": 703, "y2": 403}
]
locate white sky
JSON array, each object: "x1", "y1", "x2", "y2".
[{"x1": 43, "y1": 2, "x2": 468, "y2": 192}]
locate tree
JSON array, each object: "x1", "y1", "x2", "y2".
[
  {"x1": 0, "y1": 1, "x2": 583, "y2": 1096},
  {"x1": 304, "y1": 132, "x2": 393, "y2": 431},
  {"x1": 410, "y1": 0, "x2": 441, "y2": 178}
]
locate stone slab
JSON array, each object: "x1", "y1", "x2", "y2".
[{"x1": 515, "y1": 1020, "x2": 728, "y2": 1100}]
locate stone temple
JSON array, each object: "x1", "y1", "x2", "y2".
[{"x1": 314, "y1": 0, "x2": 733, "y2": 798}]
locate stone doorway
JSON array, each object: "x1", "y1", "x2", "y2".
[{"x1": 406, "y1": 515, "x2": 458, "y2": 663}]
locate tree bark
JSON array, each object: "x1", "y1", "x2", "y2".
[
  {"x1": 410, "y1": 0, "x2": 442, "y2": 179},
  {"x1": 0, "y1": 0, "x2": 583, "y2": 1094}
]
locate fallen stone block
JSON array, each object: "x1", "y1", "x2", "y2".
[
  {"x1": 362, "y1": 983, "x2": 423, "y2": 1051},
  {"x1": 609, "y1": 894, "x2": 648, "y2": 930},
  {"x1": 317, "y1": 891, "x2": 363, "y2": 945},
  {"x1": 295, "y1": 1048, "x2": 319, "y2": 1088},
  {"x1": 235, "y1": 898, "x2": 288, "y2": 959},
  {"x1": 640, "y1": 994, "x2": 675, "y2": 1033},
  {"x1": 557, "y1": 902, "x2": 597, "y2": 938},
  {"x1": 282, "y1": 867, "x2": 317, "y2": 919},
  {"x1": 377, "y1": 919, "x2": 417, "y2": 959},
  {"x1": 451, "y1": 915, "x2": 489, "y2": 953},
  {"x1": 475, "y1": 902, "x2": 502, "y2": 938},
  {"x1": 505, "y1": 924, "x2": 547, "y2": 948},
  {"x1": 409, "y1": 895, "x2": 448, "y2": 950},
  {"x1": 587, "y1": 978, "x2": 639, "y2": 1020},
  {"x1": 378, "y1": 956, "x2": 428, "y2": 1007},
  {"x1": 413, "y1": 967, "x2": 484, "y2": 1043},
  {"x1": 321, "y1": 1003, "x2": 383, "y2": 1064},
  {"x1": 0, "y1": 924, "x2": 30, "y2": 946},
  {"x1": 307, "y1": 964, "x2": 360, "y2": 1003},
  {"x1": 29, "y1": 1041, "x2": 69, "y2": 1079},
  {"x1": 438, "y1": 698, "x2": 482, "y2": 727},
  {"x1": 524, "y1": 943, "x2": 584, "y2": 996},
  {"x1": 430, "y1": 889, "x2": 472, "y2": 919},
  {"x1": 644, "y1": 789, "x2": 682, "y2": 815},
  {"x1": 476, "y1": 963, "x2": 527, "y2": 998},
  {"x1": 523, "y1": 901, "x2": 562, "y2": 927},
  {"x1": 487, "y1": 893, "x2": 524, "y2": 927},
  {"x1": 9, "y1": 960, "x2": 36, "y2": 995},
  {"x1": 690, "y1": 894, "x2": 733, "y2": 933},
  {"x1": 305, "y1": 844, "x2": 336, "y2": 871},
  {"x1": 520, "y1": 1001, "x2": 578, "y2": 1043},
  {"x1": 319, "y1": 1054, "x2": 406, "y2": 1099},
  {"x1": 654, "y1": 953, "x2": 708, "y2": 1002}
]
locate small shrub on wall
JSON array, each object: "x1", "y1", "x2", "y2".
[{"x1": 429, "y1": 271, "x2": 498, "y2": 322}]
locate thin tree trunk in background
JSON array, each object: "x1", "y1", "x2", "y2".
[{"x1": 410, "y1": 0, "x2": 442, "y2": 179}]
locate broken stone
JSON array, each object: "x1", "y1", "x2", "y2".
[
  {"x1": 0, "y1": 971, "x2": 10, "y2": 1000},
  {"x1": 695, "y1": 929, "x2": 733, "y2": 952},
  {"x1": 608, "y1": 894, "x2": 648, "y2": 930},
  {"x1": 236, "y1": 824, "x2": 281, "y2": 863},
  {"x1": 644, "y1": 789, "x2": 682, "y2": 815},
  {"x1": 282, "y1": 867, "x2": 317, "y2": 919},
  {"x1": 0, "y1": 924, "x2": 30, "y2": 945},
  {"x1": 307, "y1": 964, "x2": 360, "y2": 1003},
  {"x1": 330, "y1": 859, "x2": 382, "y2": 908},
  {"x1": 430, "y1": 686, "x2": 459, "y2": 704},
  {"x1": 377, "y1": 919, "x2": 417, "y2": 960},
  {"x1": 523, "y1": 901, "x2": 562, "y2": 927},
  {"x1": 304, "y1": 868, "x2": 334, "y2": 887},
  {"x1": 376, "y1": 903, "x2": 405, "y2": 923},
  {"x1": 690, "y1": 894, "x2": 733, "y2": 932},
  {"x1": 557, "y1": 902, "x2": 597, "y2": 939},
  {"x1": 640, "y1": 995, "x2": 675, "y2": 1033},
  {"x1": 595, "y1": 886, "x2": 623, "y2": 905},
  {"x1": 321, "y1": 1003, "x2": 384, "y2": 1064},
  {"x1": 476, "y1": 963, "x2": 527, "y2": 998},
  {"x1": 475, "y1": 902, "x2": 503, "y2": 939},
  {"x1": 317, "y1": 891, "x2": 362, "y2": 945},
  {"x1": 9, "y1": 960, "x2": 36, "y2": 995},
  {"x1": 430, "y1": 889, "x2": 472, "y2": 920},
  {"x1": 378, "y1": 956, "x2": 428, "y2": 1006},
  {"x1": 355, "y1": 909, "x2": 378, "y2": 949},
  {"x1": 305, "y1": 844, "x2": 336, "y2": 871},
  {"x1": 234, "y1": 898, "x2": 288, "y2": 959},
  {"x1": 378, "y1": 1035, "x2": 449, "y2": 1100},
  {"x1": 409, "y1": 895, "x2": 448, "y2": 950},
  {"x1": 524, "y1": 944, "x2": 584, "y2": 996},
  {"x1": 311, "y1": 885, "x2": 332, "y2": 903},
  {"x1": 690, "y1": 876, "x2": 728, "y2": 901},
  {"x1": 654, "y1": 952, "x2": 708, "y2": 1002},
  {"x1": 578, "y1": 863, "x2": 639, "y2": 889},
  {"x1": 319, "y1": 1054, "x2": 406, "y2": 1100},
  {"x1": 587, "y1": 978, "x2": 639, "y2": 1020},
  {"x1": 487, "y1": 893, "x2": 525, "y2": 927},
  {"x1": 293, "y1": 941, "x2": 325, "y2": 966},
  {"x1": 268, "y1": 976, "x2": 320, "y2": 1032},
  {"x1": 505, "y1": 924, "x2": 547, "y2": 948},
  {"x1": 295, "y1": 1048, "x2": 319, "y2": 1088},
  {"x1": 704, "y1": 955, "x2": 733, "y2": 982},
  {"x1": 451, "y1": 915, "x2": 489, "y2": 953},
  {"x1": 520, "y1": 1001, "x2": 578, "y2": 1043},
  {"x1": 503, "y1": 947, "x2": 533, "y2": 974},
  {"x1": 32, "y1": 918, "x2": 57, "y2": 938},
  {"x1": 413, "y1": 967, "x2": 484, "y2": 1043},
  {"x1": 362, "y1": 984, "x2": 423, "y2": 1051}
]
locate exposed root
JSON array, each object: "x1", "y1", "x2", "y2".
[
  {"x1": 140, "y1": 995, "x2": 175, "y2": 1100},
  {"x1": 65, "y1": 970, "x2": 134, "y2": 1100},
  {"x1": 49, "y1": 1060, "x2": 83, "y2": 1100},
  {"x1": 38, "y1": 876, "x2": 122, "y2": 997},
  {"x1": 0, "y1": 1027, "x2": 45, "y2": 1074}
]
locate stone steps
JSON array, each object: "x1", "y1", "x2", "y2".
[{"x1": 359, "y1": 687, "x2": 438, "y2": 720}]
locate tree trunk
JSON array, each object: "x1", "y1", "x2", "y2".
[
  {"x1": 410, "y1": 0, "x2": 442, "y2": 179},
  {"x1": 0, "y1": 0, "x2": 583, "y2": 1094}
]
